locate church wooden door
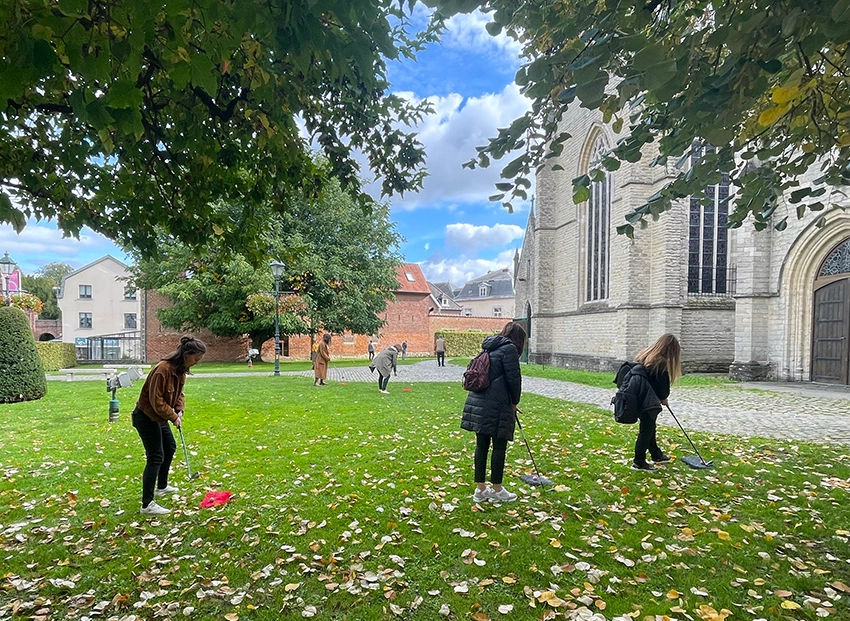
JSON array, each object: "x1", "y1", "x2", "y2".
[{"x1": 811, "y1": 278, "x2": 850, "y2": 384}]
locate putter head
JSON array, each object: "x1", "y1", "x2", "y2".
[
  {"x1": 188, "y1": 471, "x2": 200, "y2": 480},
  {"x1": 519, "y1": 473, "x2": 553, "y2": 487},
  {"x1": 681, "y1": 455, "x2": 714, "y2": 469}
]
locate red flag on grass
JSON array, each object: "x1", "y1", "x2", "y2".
[{"x1": 200, "y1": 491, "x2": 232, "y2": 508}]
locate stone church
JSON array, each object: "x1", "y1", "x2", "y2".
[{"x1": 514, "y1": 105, "x2": 850, "y2": 384}]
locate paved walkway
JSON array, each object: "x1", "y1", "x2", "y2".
[{"x1": 50, "y1": 361, "x2": 850, "y2": 444}]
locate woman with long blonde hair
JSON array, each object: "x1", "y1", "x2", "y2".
[{"x1": 631, "y1": 333, "x2": 681, "y2": 471}]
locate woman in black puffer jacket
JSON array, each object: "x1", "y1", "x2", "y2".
[{"x1": 461, "y1": 321, "x2": 526, "y2": 503}]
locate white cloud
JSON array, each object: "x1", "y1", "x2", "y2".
[
  {"x1": 444, "y1": 222, "x2": 523, "y2": 254},
  {"x1": 419, "y1": 249, "x2": 516, "y2": 285},
  {"x1": 387, "y1": 83, "x2": 532, "y2": 211},
  {"x1": 443, "y1": 10, "x2": 522, "y2": 64},
  {"x1": 0, "y1": 220, "x2": 128, "y2": 274}
]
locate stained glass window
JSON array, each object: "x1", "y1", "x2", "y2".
[
  {"x1": 687, "y1": 146, "x2": 730, "y2": 295},
  {"x1": 819, "y1": 239, "x2": 850, "y2": 277},
  {"x1": 586, "y1": 137, "x2": 611, "y2": 302}
]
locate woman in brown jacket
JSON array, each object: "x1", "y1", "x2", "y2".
[
  {"x1": 133, "y1": 336, "x2": 206, "y2": 516},
  {"x1": 313, "y1": 333, "x2": 332, "y2": 386}
]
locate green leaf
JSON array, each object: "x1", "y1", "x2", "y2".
[
  {"x1": 572, "y1": 185, "x2": 590, "y2": 204},
  {"x1": 0, "y1": 193, "x2": 26, "y2": 233},
  {"x1": 489, "y1": 193, "x2": 505, "y2": 202},
  {"x1": 105, "y1": 79, "x2": 143, "y2": 109}
]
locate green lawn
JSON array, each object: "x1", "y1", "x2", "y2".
[{"x1": 1, "y1": 376, "x2": 847, "y2": 620}]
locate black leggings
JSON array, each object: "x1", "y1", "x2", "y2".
[
  {"x1": 132, "y1": 408, "x2": 177, "y2": 507},
  {"x1": 635, "y1": 410, "x2": 663, "y2": 464},
  {"x1": 377, "y1": 373, "x2": 390, "y2": 391},
  {"x1": 474, "y1": 433, "x2": 508, "y2": 485}
]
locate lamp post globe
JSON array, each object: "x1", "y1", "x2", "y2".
[
  {"x1": 0, "y1": 252, "x2": 17, "y2": 304},
  {"x1": 270, "y1": 261, "x2": 285, "y2": 376}
]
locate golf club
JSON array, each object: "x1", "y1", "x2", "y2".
[
  {"x1": 664, "y1": 404, "x2": 713, "y2": 469},
  {"x1": 177, "y1": 425, "x2": 200, "y2": 480},
  {"x1": 515, "y1": 408, "x2": 553, "y2": 487}
]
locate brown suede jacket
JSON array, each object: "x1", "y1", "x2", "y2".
[{"x1": 135, "y1": 360, "x2": 186, "y2": 424}]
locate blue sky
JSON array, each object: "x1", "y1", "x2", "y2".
[{"x1": 0, "y1": 7, "x2": 531, "y2": 288}]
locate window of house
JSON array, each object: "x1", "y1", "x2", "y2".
[
  {"x1": 687, "y1": 146, "x2": 730, "y2": 295},
  {"x1": 479, "y1": 284, "x2": 489, "y2": 297},
  {"x1": 342, "y1": 333, "x2": 355, "y2": 345},
  {"x1": 441, "y1": 297, "x2": 449, "y2": 307},
  {"x1": 405, "y1": 272, "x2": 415, "y2": 282},
  {"x1": 493, "y1": 306, "x2": 502, "y2": 317},
  {"x1": 463, "y1": 308, "x2": 473, "y2": 316},
  {"x1": 79, "y1": 312, "x2": 92, "y2": 329},
  {"x1": 124, "y1": 286, "x2": 137, "y2": 300},
  {"x1": 79, "y1": 284, "x2": 92, "y2": 299},
  {"x1": 585, "y1": 136, "x2": 611, "y2": 302},
  {"x1": 124, "y1": 313, "x2": 137, "y2": 329}
]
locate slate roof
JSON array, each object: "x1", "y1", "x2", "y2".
[
  {"x1": 428, "y1": 282, "x2": 462, "y2": 312},
  {"x1": 454, "y1": 268, "x2": 515, "y2": 302}
]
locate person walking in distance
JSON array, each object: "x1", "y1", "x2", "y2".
[
  {"x1": 401, "y1": 341, "x2": 407, "y2": 360},
  {"x1": 367, "y1": 340, "x2": 375, "y2": 361},
  {"x1": 369, "y1": 343, "x2": 400, "y2": 393},
  {"x1": 133, "y1": 336, "x2": 206, "y2": 516},
  {"x1": 631, "y1": 333, "x2": 681, "y2": 471},
  {"x1": 435, "y1": 335, "x2": 446, "y2": 367},
  {"x1": 313, "y1": 333, "x2": 332, "y2": 386},
  {"x1": 461, "y1": 322, "x2": 526, "y2": 503}
]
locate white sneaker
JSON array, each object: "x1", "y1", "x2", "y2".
[
  {"x1": 489, "y1": 487, "x2": 518, "y2": 503},
  {"x1": 472, "y1": 487, "x2": 493, "y2": 503},
  {"x1": 154, "y1": 485, "x2": 179, "y2": 497},
  {"x1": 140, "y1": 501, "x2": 170, "y2": 515},
  {"x1": 380, "y1": 389, "x2": 390, "y2": 394}
]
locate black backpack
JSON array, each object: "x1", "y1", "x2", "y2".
[
  {"x1": 462, "y1": 351, "x2": 491, "y2": 392},
  {"x1": 610, "y1": 362, "x2": 640, "y2": 424}
]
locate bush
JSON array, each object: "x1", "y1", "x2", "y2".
[
  {"x1": 0, "y1": 306, "x2": 47, "y2": 403},
  {"x1": 436, "y1": 329, "x2": 501, "y2": 357},
  {"x1": 34, "y1": 341, "x2": 77, "y2": 371}
]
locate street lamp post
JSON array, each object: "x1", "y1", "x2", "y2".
[
  {"x1": 270, "y1": 260, "x2": 285, "y2": 377},
  {"x1": 0, "y1": 252, "x2": 17, "y2": 305}
]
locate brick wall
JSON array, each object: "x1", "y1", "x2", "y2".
[
  {"x1": 142, "y1": 289, "x2": 514, "y2": 364},
  {"x1": 34, "y1": 318, "x2": 61, "y2": 341},
  {"x1": 142, "y1": 290, "x2": 249, "y2": 363}
]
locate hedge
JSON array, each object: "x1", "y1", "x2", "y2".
[
  {"x1": 435, "y1": 329, "x2": 501, "y2": 357},
  {"x1": 35, "y1": 341, "x2": 77, "y2": 371},
  {"x1": 0, "y1": 306, "x2": 47, "y2": 403}
]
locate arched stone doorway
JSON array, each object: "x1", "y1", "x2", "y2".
[{"x1": 811, "y1": 238, "x2": 850, "y2": 384}]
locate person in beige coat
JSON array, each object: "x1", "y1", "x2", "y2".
[{"x1": 313, "y1": 333, "x2": 332, "y2": 386}]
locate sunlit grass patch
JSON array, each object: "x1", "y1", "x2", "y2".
[{"x1": 1, "y1": 377, "x2": 847, "y2": 620}]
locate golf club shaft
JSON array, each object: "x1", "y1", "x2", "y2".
[
  {"x1": 178, "y1": 425, "x2": 192, "y2": 477},
  {"x1": 664, "y1": 404, "x2": 707, "y2": 464},
  {"x1": 515, "y1": 409, "x2": 545, "y2": 489}
]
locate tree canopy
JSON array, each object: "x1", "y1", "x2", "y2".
[
  {"x1": 22, "y1": 262, "x2": 74, "y2": 320},
  {"x1": 437, "y1": 0, "x2": 850, "y2": 234},
  {"x1": 1, "y1": 0, "x2": 435, "y2": 260},
  {"x1": 131, "y1": 181, "x2": 402, "y2": 355}
]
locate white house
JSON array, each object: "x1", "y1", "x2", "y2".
[{"x1": 57, "y1": 255, "x2": 141, "y2": 360}]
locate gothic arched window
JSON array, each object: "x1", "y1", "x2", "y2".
[{"x1": 586, "y1": 137, "x2": 611, "y2": 302}]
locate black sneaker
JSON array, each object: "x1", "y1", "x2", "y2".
[
  {"x1": 631, "y1": 462, "x2": 656, "y2": 471},
  {"x1": 652, "y1": 454, "x2": 673, "y2": 463}
]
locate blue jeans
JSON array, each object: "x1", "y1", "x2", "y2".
[{"x1": 132, "y1": 408, "x2": 176, "y2": 507}]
